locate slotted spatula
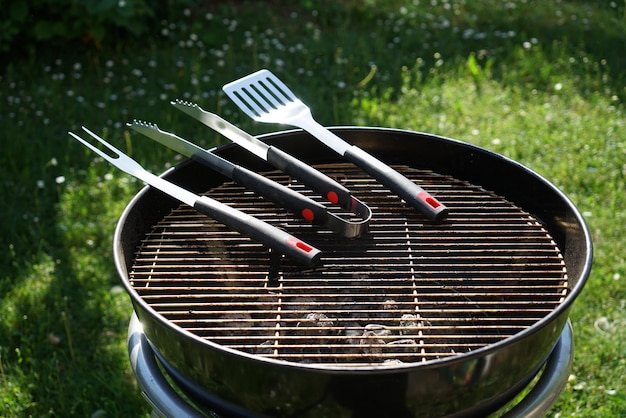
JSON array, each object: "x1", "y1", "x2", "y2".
[{"x1": 223, "y1": 69, "x2": 449, "y2": 222}]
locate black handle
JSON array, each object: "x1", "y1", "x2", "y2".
[
  {"x1": 231, "y1": 165, "x2": 328, "y2": 225},
  {"x1": 343, "y1": 145, "x2": 449, "y2": 222},
  {"x1": 266, "y1": 146, "x2": 352, "y2": 209},
  {"x1": 193, "y1": 196, "x2": 321, "y2": 266}
]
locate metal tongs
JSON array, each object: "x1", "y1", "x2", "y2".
[
  {"x1": 69, "y1": 127, "x2": 321, "y2": 266},
  {"x1": 128, "y1": 120, "x2": 371, "y2": 238},
  {"x1": 222, "y1": 69, "x2": 449, "y2": 222},
  {"x1": 169, "y1": 100, "x2": 372, "y2": 229}
]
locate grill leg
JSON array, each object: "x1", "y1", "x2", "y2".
[
  {"x1": 501, "y1": 320, "x2": 574, "y2": 418},
  {"x1": 128, "y1": 314, "x2": 209, "y2": 418}
]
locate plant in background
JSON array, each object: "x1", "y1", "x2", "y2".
[{"x1": 0, "y1": 0, "x2": 167, "y2": 54}]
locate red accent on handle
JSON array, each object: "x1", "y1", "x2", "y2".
[
  {"x1": 326, "y1": 191, "x2": 339, "y2": 205},
  {"x1": 301, "y1": 208, "x2": 315, "y2": 221},
  {"x1": 288, "y1": 237, "x2": 314, "y2": 253},
  {"x1": 418, "y1": 191, "x2": 442, "y2": 209}
]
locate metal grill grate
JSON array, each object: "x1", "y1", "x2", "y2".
[{"x1": 130, "y1": 163, "x2": 568, "y2": 367}]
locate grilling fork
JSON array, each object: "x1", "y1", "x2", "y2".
[
  {"x1": 223, "y1": 69, "x2": 449, "y2": 222},
  {"x1": 127, "y1": 120, "x2": 370, "y2": 238},
  {"x1": 69, "y1": 127, "x2": 321, "y2": 266}
]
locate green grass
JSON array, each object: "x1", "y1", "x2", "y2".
[{"x1": 1, "y1": 1, "x2": 625, "y2": 416}]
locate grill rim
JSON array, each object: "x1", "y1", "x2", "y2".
[{"x1": 115, "y1": 126, "x2": 591, "y2": 372}]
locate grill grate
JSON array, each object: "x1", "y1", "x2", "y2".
[{"x1": 130, "y1": 163, "x2": 568, "y2": 367}]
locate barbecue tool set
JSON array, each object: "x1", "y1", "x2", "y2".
[{"x1": 70, "y1": 69, "x2": 449, "y2": 265}]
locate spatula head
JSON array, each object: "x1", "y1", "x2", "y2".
[{"x1": 223, "y1": 69, "x2": 300, "y2": 120}]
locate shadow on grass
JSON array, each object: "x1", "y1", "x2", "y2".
[{"x1": 0, "y1": 184, "x2": 146, "y2": 415}]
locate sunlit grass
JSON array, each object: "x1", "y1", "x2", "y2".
[{"x1": 1, "y1": 0, "x2": 625, "y2": 416}]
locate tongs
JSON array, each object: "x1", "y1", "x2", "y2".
[
  {"x1": 128, "y1": 120, "x2": 370, "y2": 238},
  {"x1": 69, "y1": 127, "x2": 321, "y2": 266},
  {"x1": 222, "y1": 69, "x2": 449, "y2": 222},
  {"x1": 170, "y1": 100, "x2": 372, "y2": 221}
]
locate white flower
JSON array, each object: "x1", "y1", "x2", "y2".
[{"x1": 55, "y1": 176, "x2": 66, "y2": 184}]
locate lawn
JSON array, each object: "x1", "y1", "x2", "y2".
[{"x1": 1, "y1": 1, "x2": 625, "y2": 416}]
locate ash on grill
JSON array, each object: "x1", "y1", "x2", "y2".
[{"x1": 130, "y1": 163, "x2": 568, "y2": 367}]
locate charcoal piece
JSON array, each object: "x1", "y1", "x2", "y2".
[
  {"x1": 364, "y1": 324, "x2": 392, "y2": 338},
  {"x1": 295, "y1": 313, "x2": 336, "y2": 340},
  {"x1": 303, "y1": 313, "x2": 334, "y2": 328},
  {"x1": 400, "y1": 314, "x2": 418, "y2": 328},
  {"x1": 382, "y1": 299, "x2": 399, "y2": 311},
  {"x1": 289, "y1": 296, "x2": 315, "y2": 312},
  {"x1": 345, "y1": 324, "x2": 362, "y2": 342},
  {"x1": 359, "y1": 330, "x2": 386, "y2": 355},
  {"x1": 219, "y1": 312, "x2": 253, "y2": 329},
  {"x1": 388, "y1": 338, "x2": 418, "y2": 346},
  {"x1": 255, "y1": 340, "x2": 276, "y2": 355},
  {"x1": 374, "y1": 299, "x2": 399, "y2": 319},
  {"x1": 399, "y1": 313, "x2": 421, "y2": 336}
]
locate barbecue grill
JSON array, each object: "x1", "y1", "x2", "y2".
[{"x1": 115, "y1": 127, "x2": 592, "y2": 417}]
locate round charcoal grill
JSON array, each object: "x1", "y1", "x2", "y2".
[
  {"x1": 130, "y1": 164, "x2": 567, "y2": 365},
  {"x1": 116, "y1": 127, "x2": 591, "y2": 418}
]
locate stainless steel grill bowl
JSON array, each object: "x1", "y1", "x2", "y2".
[{"x1": 115, "y1": 127, "x2": 592, "y2": 417}]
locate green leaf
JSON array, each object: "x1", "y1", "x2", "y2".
[{"x1": 467, "y1": 53, "x2": 480, "y2": 77}]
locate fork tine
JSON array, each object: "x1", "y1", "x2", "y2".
[
  {"x1": 68, "y1": 129, "x2": 120, "y2": 165},
  {"x1": 68, "y1": 131, "x2": 103, "y2": 157},
  {"x1": 71, "y1": 126, "x2": 144, "y2": 177},
  {"x1": 80, "y1": 126, "x2": 125, "y2": 160}
]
